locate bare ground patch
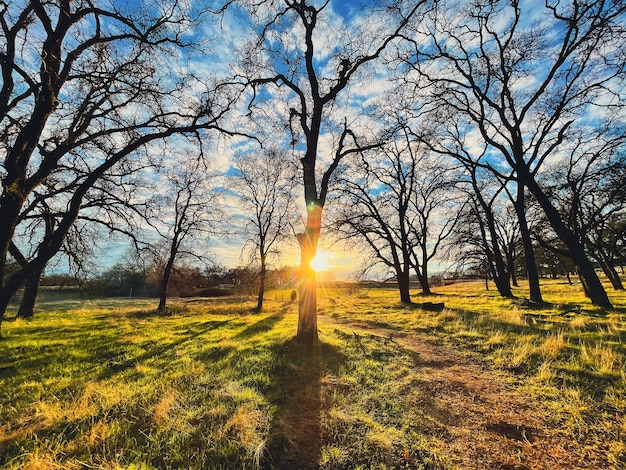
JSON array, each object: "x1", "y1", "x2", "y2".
[{"x1": 326, "y1": 317, "x2": 611, "y2": 470}]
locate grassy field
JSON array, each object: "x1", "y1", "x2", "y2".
[{"x1": 0, "y1": 278, "x2": 625, "y2": 469}]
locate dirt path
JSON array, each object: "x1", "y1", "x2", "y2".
[{"x1": 326, "y1": 318, "x2": 610, "y2": 470}]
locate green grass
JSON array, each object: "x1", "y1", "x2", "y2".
[
  {"x1": 0, "y1": 297, "x2": 444, "y2": 469},
  {"x1": 1, "y1": 278, "x2": 625, "y2": 468}
]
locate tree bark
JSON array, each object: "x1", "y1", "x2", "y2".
[
  {"x1": 507, "y1": 250, "x2": 519, "y2": 287},
  {"x1": 598, "y1": 258, "x2": 624, "y2": 290},
  {"x1": 296, "y1": 203, "x2": 321, "y2": 345},
  {"x1": 158, "y1": 253, "x2": 176, "y2": 311},
  {"x1": 256, "y1": 254, "x2": 267, "y2": 312},
  {"x1": 0, "y1": 288, "x2": 15, "y2": 338},
  {"x1": 418, "y1": 247, "x2": 432, "y2": 295},
  {"x1": 475, "y1": 203, "x2": 514, "y2": 298},
  {"x1": 397, "y1": 269, "x2": 412, "y2": 304},
  {"x1": 514, "y1": 187, "x2": 543, "y2": 302},
  {"x1": 417, "y1": 272, "x2": 431, "y2": 295},
  {"x1": 524, "y1": 171, "x2": 612, "y2": 308},
  {"x1": 17, "y1": 270, "x2": 43, "y2": 319}
]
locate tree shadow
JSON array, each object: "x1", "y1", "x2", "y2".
[
  {"x1": 262, "y1": 339, "x2": 345, "y2": 470},
  {"x1": 233, "y1": 314, "x2": 284, "y2": 340},
  {"x1": 95, "y1": 319, "x2": 231, "y2": 381}
]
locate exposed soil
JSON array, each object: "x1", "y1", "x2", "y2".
[{"x1": 326, "y1": 318, "x2": 613, "y2": 470}]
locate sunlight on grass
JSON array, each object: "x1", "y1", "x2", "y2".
[
  {"x1": 580, "y1": 342, "x2": 623, "y2": 376},
  {"x1": 1, "y1": 277, "x2": 625, "y2": 468},
  {"x1": 540, "y1": 331, "x2": 567, "y2": 359}
]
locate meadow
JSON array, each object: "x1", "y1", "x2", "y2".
[{"x1": 0, "y1": 278, "x2": 624, "y2": 469}]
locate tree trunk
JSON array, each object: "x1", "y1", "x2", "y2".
[
  {"x1": 417, "y1": 272, "x2": 431, "y2": 295},
  {"x1": 418, "y1": 248, "x2": 431, "y2": 295},
  {"x1": 484, "y1": 224, "x2": 513, "y2": 298},
  {"x1": 598, "y1": 258, "x2": 624, "y2": 290},
  {"x1": 470, "y1": 172, "x2": 513, "y2": 299},
  {"x1": 506, "y1": 247, "x2": 519, "y2": 287},
  {"x1": 397, "y1": 269, "x2": 412, "y2": 304},
  {"x1": 0, "y1": 289, "x2": 15, "y2": 339},
  {"x1": 157, "y1": 278, "x2": 168, "y2": 311},
  {"x1": 256, "y1": 255, "x2": 267, "y2": 312},
  {"x1": 17, "y1": 270, "x2": 43, "y2": 319},
  {"x1": 0, "y1": 197, "x2": 24, "y2": 304},
  {"x1": 523, "y1": 171, "x2": 612, "y2": 308},
  {"x1": 493, "y1": 269, "x2": 514, "y2": 298},
  {"x1": 158, "y1": 258, "x2": 175, "y2": 311},
  {"x1": 296, "y1": 203, "x2": 321, "y2": 345},
  {"x1": 514, "y1": 186, "x2": 542, "y2": 302}
]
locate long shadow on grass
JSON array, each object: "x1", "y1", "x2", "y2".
[
  {"x1": 95, "y1": 319, "x2": 232, "y2": 381},
  {"x1": 262, "y1": 339, "x2": 345, "y2": 470},
  {"x1": 233, "y1": 313, "x2": 284, "y2": 340}
]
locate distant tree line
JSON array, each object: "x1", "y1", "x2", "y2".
[{"x1": 5, "y1": 262, "x2": 298, "y2": 304}]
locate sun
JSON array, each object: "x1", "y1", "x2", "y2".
[{"x1": 310, "y1": 252, "x2": 331, "y2": 272}]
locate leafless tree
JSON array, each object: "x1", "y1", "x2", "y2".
[
  {"x1": 405, "y1": 0, "x2": 626, "y2": 307},
  {"x1": 457, "y1": 161, "x2": 515, "y2": 298},
  {"x1": 220, "y1": 0, "x2": 433, "y2": 344},
  {"x1": 152, "y1": 152, "x2": 223, "y2": 311},
  {"x1": 232, "y1": 147, "x2": 296, "y2": 312},
  {"x1": 541, "y1": 129, "x2": 626, "y2": 290},
  {"x1": 333, "y1": 122, "x2": 460, "y2": 301},
  {"x1": 334, "y1": 139, "x2": 418, "y2": 303},
  {"x1": 0, "y1": 0, "x2": 239, "y2": 336}
]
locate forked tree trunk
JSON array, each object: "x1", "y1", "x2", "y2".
[
  {"x1": 479, "y1": 212, "x2": 514, "y2": 298},
  {"x1": 507, "y1": 251, "x2": 519, "y2": 287},
  {"x1": 598, "y1": 258, "x2": 624, "y2": 290},
  {"x1": 594, "y1": 249, "x2": 624, "y2": 290},
  {"x1": 417, "y1": 272, "x2": 431, "y2": 295},
  {"x1": 469, "y1": 170, "x2": 513, "y2": 299}
]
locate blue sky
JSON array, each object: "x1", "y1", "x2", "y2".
[{"x1": 31, "y1": 0, "x2": 625, "y2": 281}]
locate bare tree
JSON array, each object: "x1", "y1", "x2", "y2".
[
  {"x1": 458, "y1": 162, "x2": 515, "y2": 298},
  {"x1": 152, "y1": 152, "x2": 223, "y2": 311},
  {"x1": 333, "y1": 122, "x2": 460, "y2": 301},
  {"x1": 334, "y1": 138, "x2": 418, "y2": 303},
  {"x1": 232, "y1": 148, "x2": 296, "y2": 312},
  {"x1": 222, "y1": 0, "x2": 432, "y2": 344},
  {"x1": 406, "y1": 149, "x2": 463, "y2": 295},
  {"x1": 0, "y1": 1, "x2": 239, "y2": 336},
  {"x1": 542, "y1": 130, "x2": 626, "y2": 290},
  {"x1": 406, "y1": 0, "x2": 626, "y2": 307},
  {"x1": 10, "y1": 158, "x2": 152, "y2": 318}
]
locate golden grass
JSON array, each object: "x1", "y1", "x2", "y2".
[
  {"x1": 580, "y1": 342, "x2": 623, "y2": 376},
  {"x1": 0, "y1": 277, "x2": 625, "y2": 468},
  {"x1": 540, "y1": 331, "x2": 567, "y2": 359}
]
